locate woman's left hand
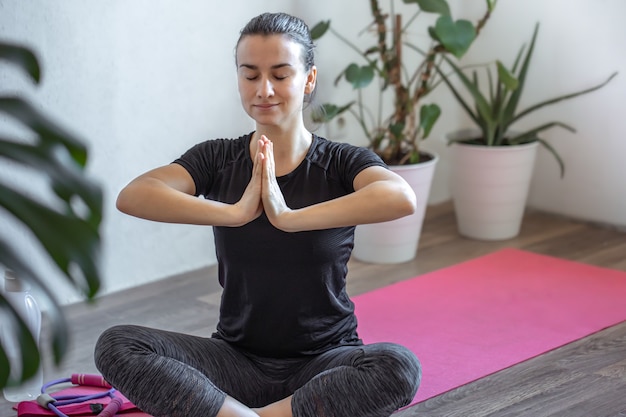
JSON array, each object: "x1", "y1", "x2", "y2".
[{"x1": 257, "y1": 136, "x2": 293, "y2": 231}]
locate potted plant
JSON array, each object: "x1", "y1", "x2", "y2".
[
  {"x1": 437, "y1": 22, "x2": 617, "y2": 240},
  {"x1": 311, "y1": 0, "x2": 496, "y2": 263},
  {"x1": 0, "y1": 42, "x2": 103, "y2": 390}
]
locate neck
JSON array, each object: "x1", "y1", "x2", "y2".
[{"x1": 251, "y1": 125, "x2": 313, "y2": 176}]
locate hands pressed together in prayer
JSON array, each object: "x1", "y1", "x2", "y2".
[{"x1": 234, "y1": 135, "x2": 293, "y2": 231}]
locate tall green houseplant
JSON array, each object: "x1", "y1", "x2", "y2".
[
  {"x1": 311, "y1": 0, "x2": 496, "y2": 165},
  {"x1": 0, "y1": 42, "x2": 103, "y2": 389},
  {"x1": 438, "y1": 22, "x2": 617, "y2": 176}
]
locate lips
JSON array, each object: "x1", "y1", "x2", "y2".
[{"x1": 255, "y1": 103, "x2": 278, "y2": 109}]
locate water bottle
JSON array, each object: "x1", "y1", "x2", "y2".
[{"x1": 1, "y1": 269, "x2": 44, "y2": 402}]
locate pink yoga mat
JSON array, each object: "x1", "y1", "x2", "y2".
[{"x1": 353, "y1": 248, "x2": 626, "y2": 405}]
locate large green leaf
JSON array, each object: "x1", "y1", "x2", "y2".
[
  {"x1": 0, "y1": 296, "x2": 40, "y2": 385},
  {"x1": 310, "y1": 20, "x2": 330, "y2": 40},
  {"x1": 0, "y1": 97, "x2": 89, "y2": 166},
  {"x1": 496, "y1": 60, "x2": 518, "y2": 91},
  {"x1": 0, "y1": 41, "x2": 103, "y2": 390},
  {"x1": 404, "y1": 0, "x2": 451, "y2": 16},
  {"x1": 0, "y1": 182, "x2": 101, "y2": 297},
  {"x1": 501, "y1": 23, "x2": 539, "y2": 130},
  {"x1": 310, "y1": 102, "x2": 355, "y2": 123},
  {"x1": 419, "y1": 103, "x2": 441, "y2": 138},
  {"x1": 0, "y1": 43, "x2": 41, "y2": 84},
  {"x1": 511, "y1": 72, "x2": 618, "y2": 125},
  {"x1": 431, "y1": 16, "x2": 476, "y2": 58},
  {"x1": 345, "y1": 63, "x2": 375, "y2": 89}
]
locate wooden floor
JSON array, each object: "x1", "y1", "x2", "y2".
[{"x1": 2, "y1": 202, "x2": 625, "y2": 416}]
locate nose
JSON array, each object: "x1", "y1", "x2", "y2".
[{"x1": 257, "y1": 77, "x2": 275, "y2": 98}]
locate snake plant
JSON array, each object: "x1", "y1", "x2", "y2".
[
  {"x1": 0, "y1": 42, "x2": 103, "y2": 389},
  {"x1": 437, "y1": 22, "x2": 618, "y2": 177}
]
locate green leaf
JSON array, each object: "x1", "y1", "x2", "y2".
[
  {"x1": 0, "y1": 342, "x2": 8, "y2": 387},
  {"x1": 404, "y1": 0, "x2": 451, "y2": 16},
  {"x1": 0, "y1": 97, "x2": 88, "y2": 166},
  {"x1": 0, "y1": 183, "x2": 101, "y2": 298},
  {"x1": 345, "y1": 63, "x2": 375, "y2": 89},
  {"x1": 511, "y1": 71, "x2": 618, "y2": 125},
  {"x1": 389, "y1": 122, "x2": 405, "y2": 139},
  {"x1": 502, "y1": 23, "x2": 539, "y2": 127},
  {"x1": 310, "y1": 102, "x2": 354, "y2": 123},
  {"x1": 0, "y1": 43, "x2": 41, "y2": 83},
  {"x1": 496, "y1": 60, "x2": 519, "y2": 91},
  {"x1": 0, "y1": 296, "x2": 40, "y2": 384},
  {"x1": 310, "y1": 20, "x2": 330, "y2": 40},
  {"x1": 0, "y1": 139, "x2": 103, "y2": 226},
  {"x1": 433, "y1": 16, "x2": 476, "y2": 58},
  {"x1": 419, "y1": 103, "x2": 441, "y2": 138}
]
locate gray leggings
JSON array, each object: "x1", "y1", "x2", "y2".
[{"x1": 94, "y1": 325, "x2": 421, "y2": 417}]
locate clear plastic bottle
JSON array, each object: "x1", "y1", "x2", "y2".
[{"x1": 1, "y1": 269, "x2": 44, "y2": 402}]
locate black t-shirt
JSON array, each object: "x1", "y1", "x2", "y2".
[{"x1": 174, "y1": 133, "x2": 386, "y2": 357}]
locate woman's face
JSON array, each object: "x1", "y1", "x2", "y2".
[{"x1": 236, "y1": 34, "x2": 316, "y2": 130}]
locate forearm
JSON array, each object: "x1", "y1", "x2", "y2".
[
  {"x1": 116, "y1": 178, "x2": 250, "y2": 226},
  {"x1": 271, "y1": 180, "x2": 417, "y2": 232}
]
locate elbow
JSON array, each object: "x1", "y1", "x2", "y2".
[
  {"x1": 116, "y1": 186, "x2": 135, "y2": 215},
  {"x1": 399, "y1": 186, "x2": 418, "y2": 217}
]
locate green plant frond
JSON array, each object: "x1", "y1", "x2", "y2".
[
  {"x1": 0, "y1": 182, "x2": 102, "y2": 299},
  {"x1": 435, "y1": 60, "x2": 481, "y2": 127},
  {"x1": 447, "y1": 57, "x2": 493, "y2": 125},
  {"x1": 0, "y1": 43, "x2": 41, "y2": 84},
  {"x1": 310, "y1": 20, "x2": 331, "y2": 40},
  {"x1": 419, "y1": 103, "x2": 441, "y2": 138},
  {"x1": 503, "y1": 23, "x2": 539, "y2": 123},
  {"x1": 433, "y1": 16, "x2": 476, "y2": 58},
  {"x1": 0, "y1": 342, "x2": 8, "y2": 387},
  {"x1": 496, "y1": 61, "x2": 519, "y2": 91},
  {"x1": 405, "y1": 0, "x2": 451, "y2": 16},
  {"x1": 0, "y1": 297, "x2": 40, "y2": 384},
  {"x1": 486, "y1": 0, "x2": 498, "y2": 12},
  {"x1": 510, "y1": 71, "x2": 618, "y2": 125},
  {"x1": 536, "y1": 137, "x2": 566, "y2": 178},
  {"x1": 0, "y1": 138, "x2": 103, "y2": 226},
  {"x1": 310, "y1": 102, "x2": 355, "y2": 123},
  {"x1": 0, "y1": 239, "x2": 70, "y2": 366},
  {"x1": 0, "y1": 97, "x2": 88, "y2": 166},
  {"x1": 511, "y1": 43, "x2": 527, "y2": 75},
  {"x1": 345, "y1": 63, "x2": 376, "y2": 89}
]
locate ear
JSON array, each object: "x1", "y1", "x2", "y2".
[{"x1": 304, "y1": 66, "x2": 317, "y2": 94}]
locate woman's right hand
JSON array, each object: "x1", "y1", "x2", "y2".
[{"x1": 233, "y1": 146, "x2": 264, "y2": 224}]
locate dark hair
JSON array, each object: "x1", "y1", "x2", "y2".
[{"x1": 237, "y1": 12, "x2": 316, "y2": 71}]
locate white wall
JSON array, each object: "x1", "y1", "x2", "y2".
[
  {"x1": 1, "y1": 0, "x2": 624, "y2": 305},
  {"x1": 0, "y1": 0, "x2": 284, "y2": 304}
]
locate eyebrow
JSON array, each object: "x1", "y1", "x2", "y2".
[{"x1": 238, "y1": 63, "x2": 294, "y2": 70}]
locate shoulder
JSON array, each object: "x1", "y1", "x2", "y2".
[
  {"x1": 309, "y1": 134, "x2": 386, "y2": 168},
  {"x1": 185, "y1": 134, "x2": 250, "y2": 155},
  {"x1": 176, "y1": 133, "x2": 250, "y2": 165}
]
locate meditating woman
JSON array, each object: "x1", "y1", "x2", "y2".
[{"x1": 95, "y1": 12, "x2": 421, "y2": 417}]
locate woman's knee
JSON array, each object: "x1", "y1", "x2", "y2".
[
  {"x1": 94, "y1": 324, "x2": 145, "y2": 374},
  {"x1": 361, "y1": 343, "x2": 422, "y2": 400}
]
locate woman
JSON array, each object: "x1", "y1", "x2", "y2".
[{"x1": 95, "y1": 12, "x2": 421, "y2": 417}]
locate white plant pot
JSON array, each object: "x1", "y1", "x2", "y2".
[
  {"x1": 448, "y1": 129, "x2": 539, "y2": 240},
  {"x1": 352, "y1": 153, "x2": 438, "y2": 263}
]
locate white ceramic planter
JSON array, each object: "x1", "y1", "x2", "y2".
[
  {"x1": 448, "y1": 130, "x2": 538, "y2": 240},
  {"x1": 352, "y1": 153, "x2": 438, "y2": 263}
]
